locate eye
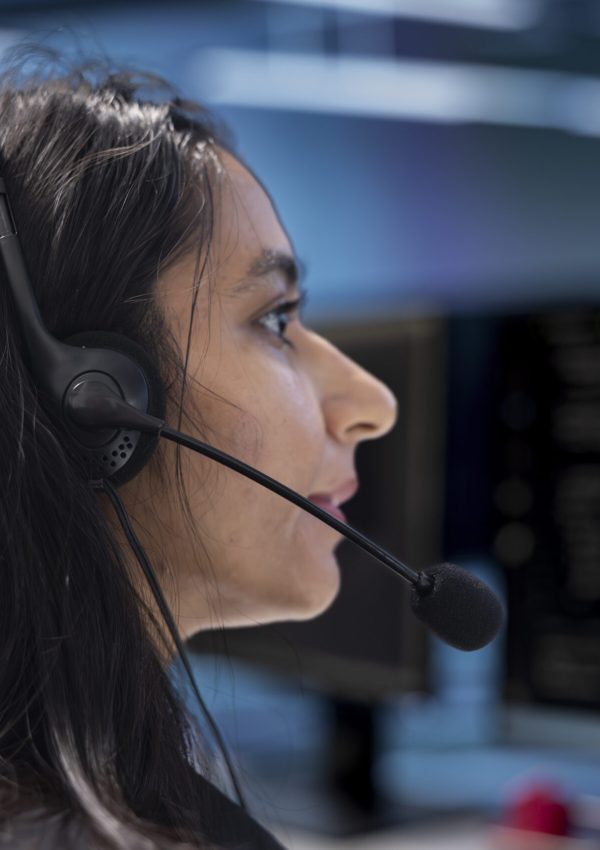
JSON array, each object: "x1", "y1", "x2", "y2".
[{"x1": 255, "y1": 287, "x2": 309, "y2": 350}]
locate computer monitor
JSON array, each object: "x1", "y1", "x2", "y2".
[{"x1": 444, "y1": 303, "x2": 600, "y2": 711}]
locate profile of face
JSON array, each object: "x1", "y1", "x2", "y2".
[{"x1": 118, "y1": 149, "x2": 398, "y2": 641}]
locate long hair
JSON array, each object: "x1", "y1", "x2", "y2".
[{"x1": 0, "y1": 44, "x2": 256, "y2": 850}]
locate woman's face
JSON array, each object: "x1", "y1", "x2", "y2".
[{"x1": 120, "y1": 149, "x2": 398, "y2": 639}]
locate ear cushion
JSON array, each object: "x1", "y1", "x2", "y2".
[{"x1": 61, "y1": 330, "x2": 167, "y2": 488}]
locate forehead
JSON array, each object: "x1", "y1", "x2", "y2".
[
  {"x1": 156, "y1": 148, "x2": 295, "y2": 324},
  {"x1": 213, "y1": 148, "x2": 292, "y2": 272}
]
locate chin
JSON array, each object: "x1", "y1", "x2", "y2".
[{"x1": 283, "y1": 551, "x2": 342, "y2": 622}]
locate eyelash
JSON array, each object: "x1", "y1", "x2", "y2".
[{"x1": 256, "y1": 287, "x2": 309, "y2": 350}]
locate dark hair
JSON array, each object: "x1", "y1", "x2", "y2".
[{"x1": 0, "y1": 43, "x2": 262, "y2": 850}]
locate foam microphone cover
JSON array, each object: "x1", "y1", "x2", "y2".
[{"x1": 410, "y1": 563, "x2": 505, "y2": 651}]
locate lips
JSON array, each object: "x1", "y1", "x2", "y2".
[
  {"x1": 308, "y1": 477, "x2": 358, "y2": 524},
  {"x1": 307, "y1": 496, "x2": 348, "y2": 523}
]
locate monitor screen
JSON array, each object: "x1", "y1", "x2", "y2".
[{"x1": 444, "y1": 304, "x2": 600, "y2": 710}]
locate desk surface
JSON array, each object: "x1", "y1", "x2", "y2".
[{"x1": 271, "y1": 817, "x2": 488, "y2": 849}]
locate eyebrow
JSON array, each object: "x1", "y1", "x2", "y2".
[{"x1": 228, "y1": 249, "x2": 306, "y2": 297}]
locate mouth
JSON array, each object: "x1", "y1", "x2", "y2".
[
  {"x1": 307, "y1": 478, "x2": 358, "y2": 525},
  {"x1": 306, "y1": 496, "x2": 348, "y2": 524}
]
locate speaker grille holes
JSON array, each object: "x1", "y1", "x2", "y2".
[{"x1": 97, "y1": 433, "x2": 138, "y2": 472}]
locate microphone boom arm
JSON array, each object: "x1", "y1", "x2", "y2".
[
  {"x1": 160, "y1": 424, "x2": 431, "y2": 593},
  {"x1": 67, "y1": 381, "x2": 432, "y2": 593}
]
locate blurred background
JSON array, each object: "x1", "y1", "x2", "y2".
[{"x1": 2, "y1": 0, "x2": 600, "y2": 847}]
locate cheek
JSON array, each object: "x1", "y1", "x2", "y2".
[
  {"x1": 225, "y1": 396, "x2": 327, "y2": 556},
  {"x1": 214, "y1": 360, "x2": 324, "y2": 478},
  {"x1": 181, "y1": 340, "x2": 328, "y2": 553}
]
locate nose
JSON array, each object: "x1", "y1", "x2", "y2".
[{"x1": 307, "y1": 330, "x2": 399, "y2": 445}]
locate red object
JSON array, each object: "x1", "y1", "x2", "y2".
[{"x1": 504, "y1": 782, "x2": 571, "y2": 836}]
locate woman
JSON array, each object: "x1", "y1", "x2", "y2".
[{"x1": 0, "y1": 46, "x2": 397, "y2": 849}]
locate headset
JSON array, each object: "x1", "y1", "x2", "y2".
[{"x1": 0, "y1": 175, "x2": 505, "y2": 814}]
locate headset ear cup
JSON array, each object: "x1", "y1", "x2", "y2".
[{"x1": 61, "y1": 330, "x2": 167, "y2": 487}]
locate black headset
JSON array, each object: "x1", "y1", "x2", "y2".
[{"x1": 0, "y1": 178, "x2": 167, "y2": 486}]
